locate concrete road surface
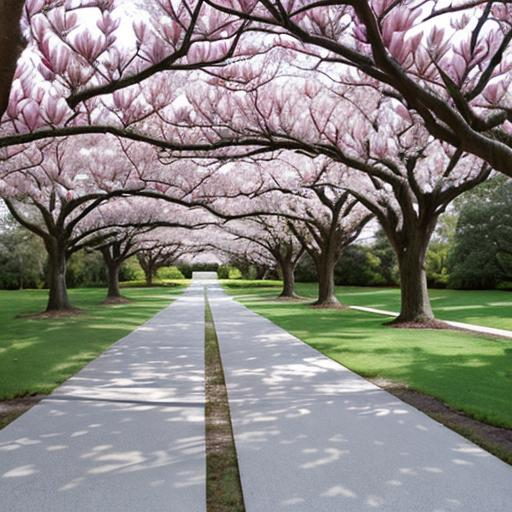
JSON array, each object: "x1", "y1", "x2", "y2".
[
  {"x1": 207, "y1": 279, "x2": 512, "y2": 512},
  {"x1": 0, "y1": 281, "x2": 206, "y2": 512}
]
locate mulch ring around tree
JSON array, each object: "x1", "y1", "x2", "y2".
[
  {"x1": 310, "y1": 302, "x2": 349, "y2": 310},
  {"x1": 102, "y1": 296, "x2": 132, "y2": 305},
  {"x1": 386, "y1": 318, "x2": 454, "y2": 329}
]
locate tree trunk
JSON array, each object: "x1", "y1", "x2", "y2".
[
  {"x1": 18, "y1": 254, "x2": 23, "y2": 290},
  {"x1": 106, "y1": 262, "x2": 121, "y2": 298},
  {"x1": 313, "y1": 254, "x2": 340, "y2": 307},
  {"x1": 46, "y1": 246, "x2": 71, "y2": 311},
  {"x1": 278, "y1": 259, "x2": 297, "y2": 298},
  {"x1": 393, "y1": 239, "x2": 434, "y2": 324},
  {"x1": 255, "y1": 265, "x2": 267, "y2": 280},
  {"x1": 144, "y1": 267, "x2": 154, "y2": 287},
  {"x1": 0, "y1": 0, "x2": 25, "y2": 118}
]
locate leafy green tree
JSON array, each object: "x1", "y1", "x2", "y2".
[
  {"x1": 217, "y1": 265, "x2": 242, "y2": 279},
  {"x1": 448, "y1": 177, "x2": 512, "y2": 289},
  {"x1": 157, "y1": 266, "x2": 185, "y2": 280},
  {"x1": 425, "y1": 242, "x2": 450, "y2": 288},
  {"x1": 425, "y1": 214, "x2": 457, "y2": 288},
  {"x1": 66, "y1": 251, "x2": 106, "y2": 288},
  {"x1": 369, "y1": 230, "x2": 399, "y2": 286},
  {"x1": 0, "y1": 216, "x2": 46, "y2": 289},
  {"x1": 295, "y1": 253, "x2": 317, "y2": 283},
  {"x1": 120, "y1": 257, "x2": 145, "y2": 282},
  {"x1": 335, "y1": 246, "x2": 385, "y2": 286}
]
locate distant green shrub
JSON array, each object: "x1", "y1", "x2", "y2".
[
  {"x1": 218, "y1": 265, "x2": 242, "y2": 279},
  {"x1": 120, "y1": 257, "x2": 145, "y2": 281},
  {"x1": 67, "y1": 251, "x2": 106, "y2": 287},
  {"x1": 120, "y1": 279, "x2": 185, "y2": 288},
  {"x1": 178, "y1": 263, "x2": 220, "y2": 278},
  {"x1": 157, "y1": 266, "x2": 185, "y2": 279}
]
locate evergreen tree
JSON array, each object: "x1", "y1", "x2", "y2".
[{"x1": 448, "y1": 178, "x2": 512, "y2": 289}]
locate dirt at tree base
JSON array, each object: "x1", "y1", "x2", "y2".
[
  {"x1": 103, "y1": 296, "x2": 132, "y2": 305},
  {"x1": 386, "y1": 318, "x2": 453, "y2": 329},
  {"x1": 310, "y1": 302, "x2": 349, "y2": 310},
  {"x1": 275, "y1": 295, "x2": 306, "y2": 302}
]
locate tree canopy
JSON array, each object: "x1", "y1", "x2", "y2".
[{"x1": 0, "y1": 1, "x2": 511, "y2": 322}]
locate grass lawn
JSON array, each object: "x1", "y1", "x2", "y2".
[
  {"x1": 224, "y1": 283, "x2": 512, "y2": 429},
  {"x1": 297, "y1": 283, "x2": 512, "y2": 330},
  {"x1": 0, "y1": 285, "x2": 186, "y2": 399},
  {"x1": 222, "y1": 280, "x2": 512, "y2": 330}
]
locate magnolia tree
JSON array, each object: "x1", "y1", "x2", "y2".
[
  {"x1": 200, "y1": 155, "x2": 372, "y2": 306},
  {"x1": 90, "y1": 198, "x2": 211, "y2": 299},
  {"x1": 200, "y1": 1, "x2": 512, "y2": 178},
  {"x1": 204, "y1": 228, "x2": 275, "y2": 279},
  {"x1": 214, "y1": 216, "x2": 304, "y2": 297},
  {"x1": 147, "y1": 159, "x2": 291, "y2": 283},
  {"x1": 157, "y1": 78, "x2": 493, "y2": 322},
  {"x1": 280, "y1": 88, "x2": 491, "y2": 323},
  {"x1": 300, "y1": 154, "x2": 489, "y2": 323},
  {"x1": 29, "y1": 0, "x2": 245, "y2": 107},
  {"x1": 2, "y1": 0, "x2": 512, "y2": 188},
  {"x1": 282, "y1": 174, "x2": 372, "y2": 307},
  {"x1": 136, "y1": 228, "x2": 197, "y2": 286},
  {"x1": 0, "y1": 0, "x2": 25, "y2": 119},
  {"x1": 0, "y1": 0, "x2": 249, "y2": 144},
  {"x1": 94, "y1": 226, "x2": 152, "y2": 301},
  {"x1": 0, "y1": 0, "x2": 506, "y2": 321},
  {"x1": 0, "y1": 136, "x2": 143, "y2": 310},
  {"x1": 340, "y1": 153, "x2": 490, "y2": 324},
  {"x1": 0, "y1": 135, "x2": 216, "y2": 311}
]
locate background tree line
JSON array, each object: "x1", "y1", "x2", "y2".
[
  {"x1": 295, "y1": 176, "x2": 511, "y2": 290},
  {"x1": 2, "y1": 177, "x2": 510, "y2": 292}
]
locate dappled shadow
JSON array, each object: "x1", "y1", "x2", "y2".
[
  {"x1": 427, "y1": 289, "x2": 512, "y2": 329},
  {"x1": 257, "y1": 304, "x2": 512, "y2": 427},
  {"x1": 0, "y1": 282, "x2": 206, "y2": 511},
  {"x1": 16, "y1": 308, "x2": 83, "y2": 320},
  {"x1": 208, "y1": 283, "x2": 512, "y2": 511},
  {"x1": 0, "y1": 398, "x2": 205, "y2": 511},
  {"x1": 0, "y1": 286, "x2": 186, "y2": 399},
  {"x1": 235, "y1": 297, "x2": 512, "y2": 427},
  {"x1": 53, "y1": 302, "x2": 205, "y2": 404}
]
